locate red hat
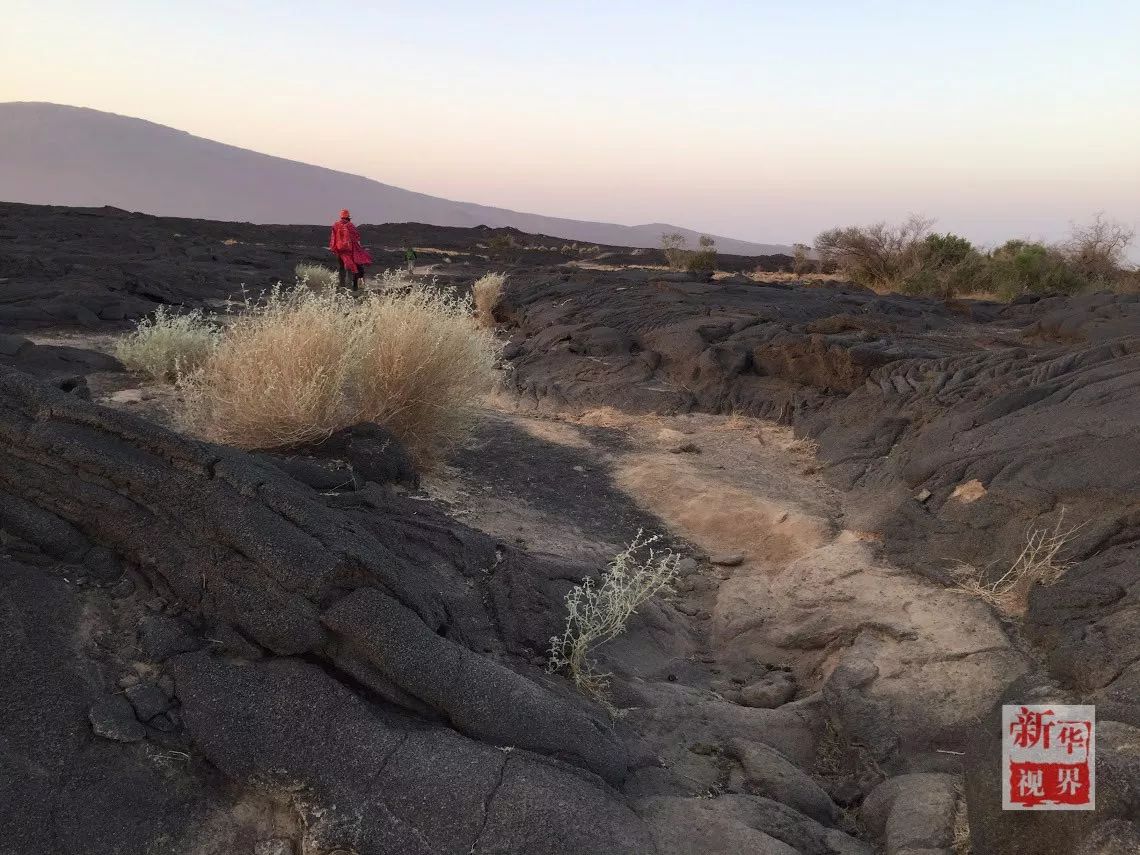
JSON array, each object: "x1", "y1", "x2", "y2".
[{"x1": 339, "y1": 209, "x2": 351, "y2": 219}]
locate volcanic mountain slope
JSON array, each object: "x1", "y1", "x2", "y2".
[
  {"x1": 1, "y1": 204, "x2": 1139, "y2": 854},
  {"x1": 0, "y1": 102, "x2": 792, "y2": 255}
]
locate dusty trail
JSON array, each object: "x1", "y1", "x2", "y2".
[{"x1": 430, "y1": 402, "x2": 1028, "y2": 850}]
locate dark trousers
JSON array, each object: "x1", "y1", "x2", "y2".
[{"x1": 337, "y1": 257, "x2": 367, "y2": 290}]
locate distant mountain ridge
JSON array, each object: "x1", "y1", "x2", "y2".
[{"x1": 0, "y1": 102, "x2": 791, "y2": 256}]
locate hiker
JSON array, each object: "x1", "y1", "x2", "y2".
[
  {"x1": 404, "y1": 244, "x2": 417, "y2": 275},
  {"x1": 328, "y1": 209, "x2": 372, "y2": 290}
]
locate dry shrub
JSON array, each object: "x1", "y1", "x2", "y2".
[
  {"x1": 792, "y1": 242, "x2": 814, "y2": 274},
  {"x1": 952, "y1": 790, "x2": 971, "y2": 855},
  {"x1": 347, "y1": 285, "x2": 499, "y2": 462},
  {"x1": 687, "y1": 235, "x2": 718, "y2": 274},
  {"x1": 294, "y1": 262, "x2": 338, "y2": 290},
  {"x1": 373, "y1": 268, "x2": 417, "y2": 291},
  {"x1": 1063, "y1": 213, "x2": 1135, "y2": 283},
  {"x1": 179, "y1": 284, "x2": 498, "y2": 463},
  {"x1": 548, "y1": 532, "x2": 679, "y2": 710},
  {"x1": 660, "y1": 232, "x2": 717, "y2": 273},
  {"x1": 661, "y1": 232, "x2": 690, "y2": 269},
  {"x1": 786, "y1": 436, "x2": 821, "y2": 456},
  {"x1": 814, "y1": 215, "x2": 934, "y2": 291},
  {"x1": 114, "y1": 306, "x2": 219, "y2": 381},
  {"x1": 472, "y1": 272, "x2": 506, "y2": 326},
  {"x1": 955, "y1": 509, "x2": 1081, "y2": 616},
  {"x1": 179, "y1": 288, "x2": 356, "y2": 448}
]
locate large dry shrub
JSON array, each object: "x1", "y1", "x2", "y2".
[
  {"x1": 346, "y1": 285, "x2": 499, "y2": 462},
  {"x1": 114, "y1": 306, "x2": 219, "y2": 381},
  {"x1": 179, "y1": 284, "x2": 498, "y2": 463},
  {"x1": 1063, "y1": 213, "x2": 1135, "y2": 283},
  {"x1": 814, "y1": 215, "x2": 934, "y2": 291},
  {"x1": 472, "y1": 272, "x2": 506, "y2": 326}
]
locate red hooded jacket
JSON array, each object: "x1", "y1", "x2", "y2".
[{"x1": 329, "y1": 219, "x2": 373, "y2": 272}]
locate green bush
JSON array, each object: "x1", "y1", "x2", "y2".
[
  {"x1": 816, "y1": 216, "x2": 1136, "y2": 300},
  {"x1": 987, "y1": 241, "x2": 1088, "y2": 298},
  {"x1": 902, "y1": 233, "x2": 990, "y2": 299},
  {"x1": 686, "y1": 235, "x2": 717, "y2": 274}
]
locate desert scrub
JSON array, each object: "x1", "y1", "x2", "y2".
[
  {"x1": 178, "y1": 284, "x2": 498, "y2": 463},
  {"x1": 114, "y1": 306, "x2": 219, "y2": 381},
  {"x1": 548, "y1": 532, "x2": 679, "y2": 709},
  {"x1": 346, "y1": 283, "x2": 499, "y2": 463},
  {"x1": 472, "y1": 272, "x2": 506, "y2": 326},
  {"x1": 955, "y1": 509, "x2": 1082, "y2": 616},
  {"x1": 816, "y1": 214, "x2": 1135, "y2": 299},
  {"x1": 294, "y1": 262, "x2": 338, "y2": 290},
  {"x1": 373, "y1": 267, "x2": 417, "y2": 291}
]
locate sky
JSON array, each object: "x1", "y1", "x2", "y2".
[{"x1": 2, "y1": 0, "x2": 1138, "y2": 252}]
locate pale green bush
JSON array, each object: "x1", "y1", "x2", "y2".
[
  {"x1": 548, "y1": 532, "x2": 679, "y2": 709},
  {"x1": 373, "y1": 268, "x2": 418, "y2": 291},
  {"x1": 295, "y1": 262, "x2": 339, "y2": 290},
  {"x1": 114, "y1": 306, "x2": 219, "y2": 381}
]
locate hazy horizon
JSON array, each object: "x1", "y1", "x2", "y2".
[{"x1": 2, "y1": 0, "x2": 1138, "y2": 254}]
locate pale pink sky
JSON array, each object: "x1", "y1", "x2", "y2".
[{"x1": 2, "y1": 0, "x2": 1138, "y2": 253}]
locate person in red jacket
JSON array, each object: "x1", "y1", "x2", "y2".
[{"x1": 328, "y1": 209, "x2": 373, "y2": 290}]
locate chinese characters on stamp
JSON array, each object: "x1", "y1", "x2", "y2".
[{"x1": 1002, "y1": 704, "x2": 1094, "y2": 810}]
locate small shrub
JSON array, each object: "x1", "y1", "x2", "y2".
[
  {"x1": 487, "y1": 234, "x2": 520, "y2": 262},
  {"x1": 114, "y1": 306, "x2": 218, "y2": 381},
  {"x1": 179, "y1": 284, "x2": 498, "y2": 463},
  {"x1": 548, "y1": 532, "x2": 679, "y2": 709},
  {"x1": 374, "y1": 268, "x2": 417, "y2": 291},
  {"x1": 472, "y1": 272, "x2": 506, "y2": 327},
  {"x1": 792, "y1": 243, "x2": 813, "y2": 274},
  {"x1": 686, "y1": 235, "x2": 718, "y2": 274},
  {"x1": 294, "y1": 262, "x2": 338, "y2": 290},
  {"x1": 955, "y1": 509, "x2": 1081, "y2": 615},
  {"x1": 661, "y1": 232, "x2": 690, "y2": 269}
]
